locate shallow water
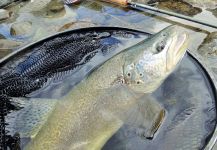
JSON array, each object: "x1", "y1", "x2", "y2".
[{"x1": 0, "y1": 0, "x2": 217, "y2": 149}]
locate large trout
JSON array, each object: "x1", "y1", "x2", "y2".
[{"x1": 25, "y1": 25, "x2": 188, "y2": 150}]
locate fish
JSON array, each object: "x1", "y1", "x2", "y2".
[{"x1": 22, "y1": 25, "x2": 188, "y2": 150}]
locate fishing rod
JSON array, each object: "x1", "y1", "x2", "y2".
[{"x1": 101, "y1": 0, "x2": 217, "y2": 29}]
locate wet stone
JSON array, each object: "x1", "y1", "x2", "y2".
[
  {"x1": 154, "y1": 0, "x2": 202, "y2": 16},
  {"x1": 0, "y1": 39, "x2": 21, "y2": 58},
  {"x1": 19, "y1": 0, "x2": 51, "y2": 13},
  {"x1": 0, "y1": 34, "x2": 6, "y2": 39},
  {"x1": 208, "y1": 8, "x2": 217, "y2": 18},
  {"x1": 183, "y1": 0, "x2": 217, "y2": 9},
  {"x1": 0, "y1": 49, "x2": 12, "y2": 58},
  {"x1": 0, "y1": 39, "x2": 22, "y2": 49},
  {"x1": 58, "y1": 21, "x2": 96, "y2": 31},
  {"x1": 47, "y1": 0, "x2": 64, "y2": 12},
  {"x1": 0, "y1": 9, "x2": 10, "y2": 20},
  {"x1": 10, "y1": 21, "x2": 33, "y2": 36},
  {"x1": 86, "y1": 1, "x2": 104, "y2": 12},
  {"x1": 0, "y1": 0, "x2": 14, "y2": 8},
  {"x1": 198, "y1": 32, "x2": 217, "y2": 57}
]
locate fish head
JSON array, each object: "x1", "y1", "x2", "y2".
[{"x1": 123, "y1": 25, "x2": 188, "y2": 93}]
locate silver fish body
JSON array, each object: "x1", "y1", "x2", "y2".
[{"x1": 24, "y1": 25, "x2": 188, "y2": 150}]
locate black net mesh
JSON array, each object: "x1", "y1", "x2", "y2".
[{"x1": 0, "y1": 29, "x2": 139, "y2": 149}]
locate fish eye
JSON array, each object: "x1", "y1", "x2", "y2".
[
  {"x1": 139, "y1": 73, "x2": 143, "y2": 77},
  {"x1": 156, "y1": 42, "x2": 165, "y2": 53}
]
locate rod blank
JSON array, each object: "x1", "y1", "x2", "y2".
[{"x1": 129, "y1": 2, "x2": 217, "y2": 29}]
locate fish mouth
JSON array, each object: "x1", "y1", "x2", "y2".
[
  {"x1": 166, "y1": 30, "x2": 188, "y2": 71},
  {"x1": 174, "y1": 33, "x2": 188, "y2": 58}
]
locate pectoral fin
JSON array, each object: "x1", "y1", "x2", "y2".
[
  {"x1": 124, "y1": 94, "x2": 165, "y2": 139},
  {"x1": 6, "y1": 97, "x2": 57, "y2": 139}
]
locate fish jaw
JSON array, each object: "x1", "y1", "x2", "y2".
[
  {"x1": 165, "y1": 27, "x2": 188, "y2": 73},
  {"x1": 123, "y1": 25, "x2": 188, "y2": 93}
]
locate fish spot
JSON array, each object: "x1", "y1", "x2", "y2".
[{"x1": 121, "y1": 79, "x2": 125, "y2": 84}]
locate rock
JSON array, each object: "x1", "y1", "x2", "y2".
[
  {"x1": 0, "y1": 0, "x2": 14, "y2": 8},
  {"x1": 25, "y1": 0, "x2": 66, "y2": 18},
  {"x1": 32, "y1": 27, "x2": 50, "y2": 42},
  {"x1": 152, "y1": 0, "x2": 202, "y2": 16},
  {"x1": 0, "y1": 9, "x2": 10, "y2": 20},
  {"x1": 19, "y1": 0, "x2": 51, "y2": 12},
  {"x1": 0, "y1": 39, "x2": 22, "y2": 49},
  {"x1": 0, "y1": 48, "x2": 12, "y2": 58},
  {"x1": 58, "y1": 21, "x2": 96, "y2": 32},
  {"x1": 10, "y1": 21, "x2": 33, "y2": 36},
  {"x1": 47, "y1": 0, "x2": 64, "y2": 12},
  {"x1": 198, "y1": 32, "x2": 217, "y2": 57},
  {"x1": 0, "y1": 34, "x2": 6, "y2": 39},
  {"x1": 183, "y1": 0, "x2": 217, "y2": 9},
  {"x1": 208, "y1": 8, "x2": 217, "y2": 18}
]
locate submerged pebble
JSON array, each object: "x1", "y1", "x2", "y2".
[
  {"x1": 47, "y1": 0, "x2": 64, "y2": 12},
  {"x1": 131, "y1": 0, "x2": 202, "y2": 16},
  {"x1": 58, "y1": 21, "x2": 96, "y2": 31},
  {"x1": 19, "y1": 0, "x2": 51, "y2": 12},
  {"x1": 0, "y1": 39, "x2": 22, "y2": 58},
  {"x1": 0, "y1": 48, "x2": 12, "y2": 58},
  {"x1": 10, "y1": 21, "x2": 33, "y2": 36},
  {"x1": 198, "y1": 32, "x2": 217, "y2": 57},
  {"x1": 208, "y1": 8, "x2": 217, "y2": 18},
  {"x1": 0, "y1": 0, "x2": 14, "y2": 8},
  {"x1": 0, "y1": 39, "x2": 22, "y2": 49},
  {"x1": 182, "y1": 0, "x2": 217, "y2": 9},
  {"x1": 151, "y1": 0, "x2": 202, "y2": 16},
  {"x1": 0, "y1": 9, "x2": 10, "y2": 20},
  {"x1": 0, "y1": 34, "x2": 6, "y2": 39}
]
